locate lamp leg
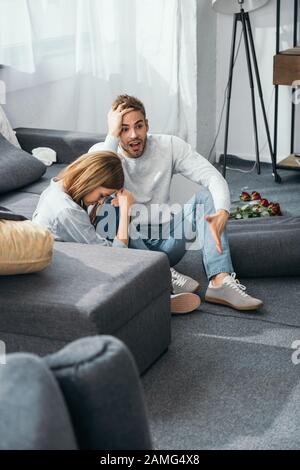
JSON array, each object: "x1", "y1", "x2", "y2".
[
  {"x1": 273, "y1": 85, "x2": 281, "y2": 182},
  {"x1": 245, "y1": 12, "x2": 280, "y2": 181},
  {"x1": 222, "y1": 13, "x2": 238, "y2": 178},
  {"x1": 240, "y1": 11, "x2": 261, "y2": 175},
  {"x1": 291, "y1": 91, "x2": 296, "y2": 155}
]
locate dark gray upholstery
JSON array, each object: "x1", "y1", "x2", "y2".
[
  {"x1": 227, "y1": 217, "x2": 300, "y2": 277},
  {"x1": 21, "y1": 163, "x2": 67, "y2": 195},
  {"x1": 176, "y1": 216, "x2": 300, "y2": 281},
  {"x1": 0, "y1": 164, "x2": 66, "y2": 218},
  {"x1": 0, "y1": 243, "x2": 171, "y2": 373},
  {"x1": 0, "y1": 336, "x2": 152, "y2": 450},
  {"x1": 0, "y1": 134, "x2": 46, "y2": 194},
  {"x1": 0, "y1": 191, "x2": 40, "y2": 219},
  {"x1": 46, "y1": 336, "x2": 152, "y2": 450},
  {"x1": 0, "y1": 205, "x2": 27, "y2": 221},
  {"x1": 0, "y1": 354, "x2": 78, "y2": 450},
  {"x1": 15, "y1": 127, "x2": 106, "y2": 164}
]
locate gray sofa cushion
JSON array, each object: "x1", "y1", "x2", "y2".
[
  {"x1": 46, "y1": 336, "x2": 152, "y2": 450},
  {"x1": 0, "y1": 165, "x2": 67, "y2": 219},
  {"x1": 0, "y1": 242, "x2": 170, "y2": 353},
  {"x1": 21, "y1": 163, "x2": 67, "y2": 195},
  {"x1": 0, "y1": 134, "x2": 46, "y2": 194},
  {"x1": 0, "y1": 191, "x2": 40, "y2": 220},
  {"x1": 0, "y1": 354, "x2": 77, "y2": 450}
]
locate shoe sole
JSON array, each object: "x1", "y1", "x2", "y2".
[
  {"x1": 171, "y1": 293, "x2": 201, "y2": 314},
  {"x1": 205, "y1": 295, "x2": 263, "y2": 311}
]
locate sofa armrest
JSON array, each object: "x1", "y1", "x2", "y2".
[
  {"x1": 45, "y1": 335, "x2": 153, "y2": 451},
  {"x1": 0, "y1": 354, "x2": 77, "y2": 450},
  {"x1": 14, "y1": 127, "x2": 106, "y2": 164}
]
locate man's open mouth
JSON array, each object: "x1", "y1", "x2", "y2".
[{"x1": 129, "y1": 141, "x2": 142, "y2": 152}]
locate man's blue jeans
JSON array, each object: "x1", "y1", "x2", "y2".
[{"x1": 95, "y1": 188, "x2": 234, "y2": 280}]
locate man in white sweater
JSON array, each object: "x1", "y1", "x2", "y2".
[{"x1": 89, "y1": 95, "x2": 263, "y2": 312}]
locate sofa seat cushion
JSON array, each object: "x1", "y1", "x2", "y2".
[
  {"x1": 0, "y1": 134, "x2": 46, "y2": 194},
  {"x1": 20, "y1": 164, "x2": 67, "y2": 196},
  {"x1": 0, "y1": 191, "x2": 40, "y2": 219},
  {"x1": 0, "y1": 242, "x2": 170, "y2": 343},
  {"x1": 0, "y1": 165, "x2": 66, "y2": 219}
]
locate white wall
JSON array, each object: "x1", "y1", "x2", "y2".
[{"x1": 215, "y1": 0, "x2": 299, "y2": 164}]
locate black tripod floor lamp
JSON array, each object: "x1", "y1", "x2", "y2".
[{"x1": 212, "y1": 0, "x2": 278, "y2": 180}]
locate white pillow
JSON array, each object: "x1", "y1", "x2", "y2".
[{"x1": 0, "y1": 104, "x2": 21, "y2": 148}]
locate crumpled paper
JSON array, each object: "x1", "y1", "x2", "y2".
[{"x1": 32, "y1": 147, "x2": 57, "y2": 166}]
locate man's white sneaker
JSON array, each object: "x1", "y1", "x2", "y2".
[
  {"x1": 171, "y1": 268, "x2": 200, "y2": 295},
  {"x1": 170, "y1": 293, "x2": 201, "y2": 315},
  {"x1": 205, "y1": 273, "x2": 263, "y2": 311}
]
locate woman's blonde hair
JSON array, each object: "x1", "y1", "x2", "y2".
[{"x1": 57, "y1": 151, "x2": 124, "y2": 205}]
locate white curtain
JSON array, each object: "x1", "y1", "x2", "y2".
[{"x1": 0, "y1": 0, "x2": 197, "y2": 147}]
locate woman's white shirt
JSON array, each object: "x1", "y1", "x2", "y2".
[{"x1": 32, "y1": 178, "x2": 126, "y2": 248}]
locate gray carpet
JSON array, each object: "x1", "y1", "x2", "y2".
[
  {"x1": 224, "y1": 156, "x2": 300, "y2": 216},
  {"x1": 143, "y1": 316, "x2": 300, "y2": 450},
  {"x1": 142, "y1": 158, "x2": 300, "y2": 450}
]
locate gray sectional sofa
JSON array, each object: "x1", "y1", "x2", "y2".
[{"x1": 1, "y1": 127, "x2": 300, "y2": 378}]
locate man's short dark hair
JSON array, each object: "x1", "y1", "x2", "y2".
[{"x1": 112, "y1": 95, "x2": 146, "y2": 118}]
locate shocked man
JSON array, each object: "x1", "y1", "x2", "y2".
[{"x1": 89, "y1": 95, "x2": 263, "y2": 313}]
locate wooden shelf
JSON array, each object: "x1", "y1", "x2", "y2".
[
  {"x1": 277, "y1": 154, "x2": 300, "y2": 171},
  {"x1": 274, "y1": 47, "x2": 300, "y2": 85}
]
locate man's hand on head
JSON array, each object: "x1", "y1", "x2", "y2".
[
  {"x1": 107, "y1": 104, "x2": 134, "y2": 138},
  {"x1": 205, "y1": 209, "x2": 229, "y2": 254}
]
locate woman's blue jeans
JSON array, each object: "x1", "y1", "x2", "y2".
[{"x1": 95, "y1": 188, "x2": 234, "y2": 280}]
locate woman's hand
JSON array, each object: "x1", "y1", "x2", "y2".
[
  {"x1": 205, "y1": 209, "x2": 229, "y2": 254},
  {"x1": 112, "y1": 189, "x2": 135, "y2": 210},
  {"x1": 115, "y1": 189, "x2": 135, "y2": 247},
  {"x1": 108, "y1": 104, "x2": 134, "y2": 138}
]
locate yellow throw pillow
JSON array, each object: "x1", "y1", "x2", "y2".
[{"x1": 0, "y1": 220, "x2": 54, "y2": 275}]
